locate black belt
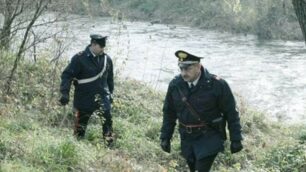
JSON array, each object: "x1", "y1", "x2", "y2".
[{"x1": 179, "y1": 122, "x2": 209, "y2": 134}]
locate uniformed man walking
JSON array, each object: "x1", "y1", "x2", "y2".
[
  {"x1": 59, "y1": 34, "x2": 114, "y2": 143},
  {"x1": 160, "y1": 50, "x2": 243, "y2": 172}
]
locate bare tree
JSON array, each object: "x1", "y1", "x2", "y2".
[
  {"x1": 0, "y1": 0, "x2": 26, "y2": 49},
  {"x1": 292, "y1": 0, "x2": 306, "y2": 43},
  {"x1": 0, "y1": 0, "x2": 52, "y2": 93}
]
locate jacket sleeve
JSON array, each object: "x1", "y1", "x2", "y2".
[
  {"x1": 219, "y1": 80, "x2": 242, "y2": 141},
  {"x1": 60, "y1": 55, "x2": 81, "y2": 96},
  {"x1": 160, "y1": 84, "x2": 177, "y2": 141},
  {"x1": 107, "y1": 57, "x2": 114, "y2": 94}
]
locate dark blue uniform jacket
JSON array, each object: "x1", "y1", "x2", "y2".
[
  {"x1": 60, "y1": 45, "x2": 114, "y2": 112},
  {"x1": 160, "y1": 67, "x2": 242, "y2": 160}
]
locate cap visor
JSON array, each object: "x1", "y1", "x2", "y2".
[{"x1": 178, "y1": 61, "x2": 199, "y2": 65}]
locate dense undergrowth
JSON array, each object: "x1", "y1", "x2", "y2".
[{"x1": 0, "y1": 51, "x2": 306, "y2": 171}]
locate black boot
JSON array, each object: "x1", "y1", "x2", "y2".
[{"x1": 103, "y1": 130, "x2": 114, "y2": 146}]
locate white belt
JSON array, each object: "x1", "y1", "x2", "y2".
[{"x1": 76, "y1": 55, "x2": 108, "y2": 84}]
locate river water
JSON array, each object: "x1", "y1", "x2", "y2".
[{"x1": 45, "y1": 15, "x2": 306, "y2": 122}]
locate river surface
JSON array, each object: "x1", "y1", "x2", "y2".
[{"x1": 42, "y1": 15, "x2": 306, "y2": 122}]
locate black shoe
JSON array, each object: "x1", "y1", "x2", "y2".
[{"x1": 103, "y1": 132, "x2": 114, "y2": 146}]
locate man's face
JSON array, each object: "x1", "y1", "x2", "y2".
[
  {"x1": 180, "y1": 63, "x2": 201, "y2": 82},
  {"x1": 92, "y1": 43, "x2": 104, "y2": 55}
]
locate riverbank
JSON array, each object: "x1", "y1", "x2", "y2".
[
  {"x1": 108, "y1": 0, "x2": 303, "y2": 40},
  {"x1": 64, "y1": 0, "x2": 303, "y2": 41},
  {"x1": 0, "y1": 51, "x2": 305, "y2": 171}
]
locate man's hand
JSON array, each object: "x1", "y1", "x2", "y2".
[
  {"x1": 59, "y1": 94, "x2": 69, "y2": 106},
  {"x1": 160, "y1": 139, "x2": 171, "y2": 153},
  {"x1": 230, "y1": 141, "x2": 243, "y2": 154}
]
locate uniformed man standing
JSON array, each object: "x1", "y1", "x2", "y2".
[
  {"x1": 59, "y1": 34, "x2": 114, "y2": 143},
  {"x1": 160, "y1": 50, "x2": 243, "y2": 172}
]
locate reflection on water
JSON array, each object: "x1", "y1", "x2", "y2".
[{"x1": 45, "y1": 15, "x2": 306, "y2": 122}]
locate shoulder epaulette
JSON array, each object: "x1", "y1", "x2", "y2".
[
  {"x1": 174, "y1": 75, "x2": 180, "y2": 80},
  {"x1": 77, "y1": 51, "x2": 84, "y2": 56},
  {"x1": 169, "y1": 75, "x2": 180, "y2": 86},
  {"x1": 212, "y1": 74, "x2": 221, "y2": 81}
]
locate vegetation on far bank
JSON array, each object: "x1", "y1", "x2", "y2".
[
  {"x1": 66, "y1": 0, "x2": 304, "y2": 41},
  {"x1": 1, "y1": 0, "x2": 303, "y2": 46},
  {"x1": 0, "y1": 50, "x2": 306, "y2": 171}
]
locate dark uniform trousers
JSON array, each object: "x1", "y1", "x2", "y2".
[
  {"x1": 74, "y1": 109, "x2": 112, "y2": 139},
  {"x1": 187, "y1": 153, "x2": 217, "y2": 172}
]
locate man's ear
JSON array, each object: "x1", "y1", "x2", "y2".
[{"x1": 197, "y1": 63, "x2": 202, "y2": 69}]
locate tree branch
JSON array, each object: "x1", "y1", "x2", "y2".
[{"x1": 5, "y1": 0, "x2": 50, "y2": 93}]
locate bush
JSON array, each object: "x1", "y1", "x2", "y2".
[
  {"x1": 260, "y1": 143, "x2": 306, "y2": 171},
  {"x1": 31, "y1": 140, "x2": 78, "y2": 170}
]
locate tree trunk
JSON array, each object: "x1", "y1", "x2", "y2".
[
  {"x1": 0, "y1": 1, "x2": 13, "y2": 50},
  {"x1": 0, "y1": 19, "x2": 12, "y2": 49},
  {"x1": 293, "y1": 0, "x2": 306, "y2": 43}
]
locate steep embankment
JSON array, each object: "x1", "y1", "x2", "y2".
[{"x1": 0, "y1": 52, "x2": 306, "y2": 171}]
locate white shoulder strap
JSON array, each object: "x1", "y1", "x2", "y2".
[{"x1": 77, "y1": 55, "x2": 108, "y2": 84}]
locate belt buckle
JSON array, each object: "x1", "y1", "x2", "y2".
[{"x1": 186, "y1": 126, "x2": 192, "y2": 134}]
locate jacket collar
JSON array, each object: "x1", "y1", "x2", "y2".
[
  {"x1": 85, "y1": 45, "x2": 94, "y2": 57},
  {"x1": 199, "y1": 66, "x2": 213, "y2": 85},
  {"x1": 84, "y1": 45, "x2": 105, "y2": 67}
]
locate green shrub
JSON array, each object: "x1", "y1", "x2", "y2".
[
  {"x1": 260, "y1": 143, "x2": 306, "y2": 171},
  {"x1": 298, "y1": 129, "x2": 306, "y2": 143},
  {"x1": 29, "y1": 138, "x2": 79, "y2": 171},
  {"x1": 0, "y1": 161, "x2": 40, "y2": 172},
  {"x1": 0, "y1": 141, "x2": 6, "y2": 160}
]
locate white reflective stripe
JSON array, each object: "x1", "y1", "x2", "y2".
[{"x1": 77, "y1": 55, "x2": 108, "y2": 84}]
